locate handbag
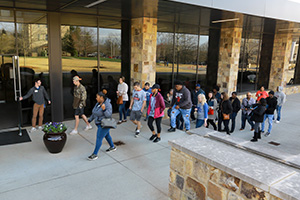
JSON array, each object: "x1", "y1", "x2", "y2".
[
  {"x1": 222, "y1": 113, "x2": 230, "y2": 120},
  {"x1": 101, "y1": 118, "x2": 117, "y2": 129},
  {"x1": 117, "y1": 96, "x2": 123, "y2": 105},
  {"x1": 208, "y1": 108, "x2": 214, "y2": 115}
]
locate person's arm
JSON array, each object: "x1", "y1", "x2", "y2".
[
  {"x1": 241, "y1": 99, "x2": 245, "y2": 110},
  {"x1": 204, "y1": 103, "x2": 208, "y2": 126},
  {"x1": 129, "y1": 98, "x2": 134, "y2": 110},
  {"x1": 42, "y1": 87, "x2": 51, "y2": 104},
  {"x1": 79, "y1": 87, "x2": 87, "y2": 108},
  {"x1": 140, "y1": 92, "x2": 146, "y2": 112},
  {"x1": 20, "y1": 88, "x2": 34, "y2": 100},
  {"x1": 88, "y1": 106, "x2": 96, "y2": 123},
  {"x1": 123, "y1": 83, "x2": 128, "y2": 95},
  {"x1": 170, "y1": 92, "x2": 176, "y2": 107},
  {"x1": 103, "y1": 102, "x2": 112, "y2": 118},
  {"x1": 237, "y1": 99, "x2": 241, "y2": 111}
]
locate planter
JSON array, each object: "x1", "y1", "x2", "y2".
[{"x1": 43, "y1": 132, "x2": 67, "y2": 154}]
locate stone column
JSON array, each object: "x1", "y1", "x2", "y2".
[
  {"x1": 268, "y1": 21, "x2": 294, "y2": 90},
  {"x1": 217, "y1": 13, "x2": 243, "y2": 94},
  {"x1": 131, "y1": 0, "x2": 158, "y2": 86}
]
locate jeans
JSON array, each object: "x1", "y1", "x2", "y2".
[
  {"x1": 196, "y1": 119, "x2": 204, "y2": 128},
  {"x1": 170, "y1": 106, "x2": 191, "y2": 131},
  {"x1": 93, "y1": 125, "x2": 114, "y2": 155},
  {"x1": 241, "y1": 112, "x2": 254, "y2": 129},
  {"x1": 254, "y1": 122, "x2": 261, "y2": 133},
  {"x1": 168, "y1": 108, "x2": 183, "y2": 130},
  {"x1": 230, "y1": 112, "x2": 238, "y2": 132},
  {"x1": 118, "y1": 101, "x2": 127, "y2": 121},
  {"x1": 276, "y1": 105, "x2": 282, "y2": 121},
  {"x1": 261, "y1": 114, "x2": 274, "y2": 133},
  {"x1": 148, "y1": 116, "x2": 162, "y2": 133}
]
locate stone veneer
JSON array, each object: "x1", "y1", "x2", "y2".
[
  {"x1": 169, "y1": 135, "x2": 300, "y2": 200},
  {"x1": 217, "y1": 13, "x2": 243, "y2": 95},
  {"x1": 268, "y1": 21, "x2": 294, "y2": 91},
  {"x1": 131, "y1": 15, "x2": 157, "y2": 86}
]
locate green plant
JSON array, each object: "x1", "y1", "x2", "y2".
[{"x1": 43, "y1": 122, "x2": 67, "y2": 133}]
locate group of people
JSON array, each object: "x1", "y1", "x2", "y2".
[{"x1": 20, "y1": 74, "x2": 286, "y2": 161}]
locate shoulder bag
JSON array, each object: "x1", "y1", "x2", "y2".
[{"x1": 101, "y1": 118, "x2": 117, "y2": 129}]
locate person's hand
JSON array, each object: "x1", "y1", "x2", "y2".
[
  {"x1": 19, "y1": 97, "x2": 23, "y2": 101},
  {"x1": 140, "y1": 109, "x2": 143, "y2": 113},
  {"x1": 101, "y1": 104, "x2": 106, "y2": 110},
  {"x1": 245, "y1": 108, "x2": 247, "y2": 111},
  {"x1": 167, "y1": 93, "x2": 169, "y2": 98},
  {"x1": 48, "y1": 101, "x2": 51, "y2": 104},
  {"x1": 204, "y1": 122, "x2": 207, "y2": 127},
  {"x1": 116, "y1": 91, "x2": 119, "y2": 94},
  {"x1": 195, "y1": 108, "x2": 198, "y2": 111},
  {"x1": 175, "y1": 105, "x2": 180, "y2": 109},
  {"x1": 129, "y1": 106, "x2": 132, "y2": 110}
]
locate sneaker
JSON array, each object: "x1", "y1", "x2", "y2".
[
  {"x1": 239, "y1": 128, "x2": 244, "y2": 131},
  {"x1": 265, "y1": 132, "x2": 270, "y2": 137},
  {"x1": 122, "y1": 120, "x2": 127, "y2": 123},
  {"x1": 250, "y1": 128, "x2": 254, "y2": 131},
  {"x1": 153, "y1": 137, "x2": 161, "y2": 143},
  {"x1": 87, "y1": 154, "x2": 98, "y2": 161},
  {"x1": 275, "y1": 120, "x2": 280, "y2": 124},
  {"x1": 30, "y1": 127, "x2": 37, "y2": 133},
  {"x1": 38, "y1": 126, "x2": 43, "y2": 130},
  {"x1": 70, "y1": 129, "x2": 78, "y2": 135},
  {"x1": 84, "y1": 125, "x2": 92, "y2": 131},
  {"x1": 135, "y1": 130, "x2": 140, "y2": 138},
  {"x1": 117, "y1": 121, "x2": 122, "y2": 125},
  {"x1": 106, "y1": 146, "x2": 117, "y2": 153},
  {"x1": 149, "y1": 134, "x2": 157, "y2": 141},
  {"x1": 168, "y1": 127, "x2": 176, "y2": 132},
  {"x1": 250, "y1": 138, "x2": 258, "y2": 142}
]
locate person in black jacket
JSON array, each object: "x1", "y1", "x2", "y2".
[
  {"x1": 250, "y1": 98, "x2": 267, "y2": 142},
  {"x1": 229, "y1": 92, "x2": 241, "y2": 133},
  {"x1": 168, "y1": 80, "x2": 192, "y2": 132},
  {"x1": 218, "y1": 92, "x2": 233, "y2": 135},
  {"x1": 261, "y1": 91, "x2": 277, "y2": 137}
]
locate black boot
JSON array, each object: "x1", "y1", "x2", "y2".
[
  {"x1": 251, "y1": 132, "x2": 258, "y2": 142},
  {"x1": 257, "y1": 130, "x2": 261, "y2": 139}
]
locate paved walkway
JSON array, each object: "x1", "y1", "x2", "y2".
[{"x1": 0, "y1": 93, "x2": 299, "y2": 199}]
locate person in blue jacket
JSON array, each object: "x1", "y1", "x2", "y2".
[
  {"x1": 195, "y1": 93, "x2": 208, "y2": 128},
  {"x1": 87, "y1": 92, "x2": 117, "y2": 161},
  {"x1": 143, "y1": 82, "x2": 152, "y2": 121}
]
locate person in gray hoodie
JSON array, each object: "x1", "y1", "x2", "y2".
[
  {"x1": 87, "y1": 92, "x2": 116, "y2": 161},
  {"x1": 274, "y1": 86, "x2": 286, "y2": 123}
]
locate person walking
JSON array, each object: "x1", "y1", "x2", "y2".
[
  {"x1": 19, "y1": 78, "x2": 51, "y2": 132},
  {"x1": 261, "y1": 91, "x2": 277, "y2": 137},
  {"x1": 256, "y1": 86, "x2": 268, "y2": 102},
  {"x1": 229, "y1": 92, "x2": 241, "y2": 133},
  {"x1": 195, "y1": 94, "x2": 208, "y2": 128},
  {"x1": 168, "y1": 80, "x2": 192, "y2": 133},
  {"x1": 129, "y1": 82, "x2": 146, "y2": 137},
  {"x1": 213, "y1": 85, "x2": 221, "y2": 103},
  {"x1": 87, "y1": 92, "x2": 117, "y2": 161},
  {"x1": 191, "y1": 84, "x2": 205, "y2": 122},
  {"x1": 143, "y1": 82, "x2": 152, "y2": 121},
  {"x1": 274, "y1": 86, "x2": 286, "y2": 123},
  {"x1": 70, "y1": 76, "x2": 92, "y2": 135},
  {"x1": 117, "y1": 76, "x2": 129, "y2": 124},
  {"x1": 240, "y1": 92, "x2": 255, "y2": 131},
  {"x1": 219, "y1": 92, "x2": 233, "y2": 135},
  {"x1": 147, "y1": 84, "x2": 165, "y2": 143},
  {"x1": 206, "y1": 91, "x2": 217, "y2": 130},
  {"x1": 250, "y1": 98, "x2": 267, "y2": 142}
]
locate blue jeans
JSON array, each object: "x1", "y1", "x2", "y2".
[
  {"x1": 93, "y1": 125, "x2": 114, "y2": 155},
  {"x1": 168, "y1": 108, "x2": 184, "y2": 130},
  {"x1": 196, "y1": 119, "x2": 204, "y2": 128},
  {"x1": 276, "y1": 105, "x2": 282, "y2": 121},
  {"x1": 118, "y1": 101, "x2": 127, "y2": 121},
  {"x1": 241, "y1": 112, "x2": 254, "y2": 129},
  {"x1": 261, "y1": 114, "x2": 274, "y2": 133},
  {"x1": 230, "y1": 112, "x2": 238, "y2": 132},
  {"x1": 170, "y1": 106, "x2": 191, "y2": 131}
]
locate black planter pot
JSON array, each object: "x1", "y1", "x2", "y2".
[{"x1": 43, "y1": 132, "x2": 67, "y2": 153}]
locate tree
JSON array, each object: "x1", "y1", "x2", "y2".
[{"x1": 62, "y1": 26, "x2": 77, "y2": 56}]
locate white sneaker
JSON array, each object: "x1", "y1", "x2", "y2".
[
  {"x1": 38, "y1": 126, "x2": 43, "y2": 130},
  {"x1": 30, "y1": 127, "x2": 37, "y2": 133},
  {"x1": 84, "y1": 124, "x2": 92, "y2": 131},
  {"x1": 70, "y1": 129, "x2": 78, "y2": 135},
  {"x1": 275, "y1": 120, "x2": 280, "y2": 124}
]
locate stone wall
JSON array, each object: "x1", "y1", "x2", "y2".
[{"x1": 169, "y1": 147, "x2": 281, "y2": 200}]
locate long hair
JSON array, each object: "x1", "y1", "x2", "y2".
[
  {"x1": 197, "y1": 93, "x2": 207, "y2": 106},
  {"x1": 222, "y1": 92, "x2": 229, "y2": 101}
]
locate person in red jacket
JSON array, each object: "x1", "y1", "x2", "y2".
[
  {"x1": 147, "y1": 84, "x2": 165, "y2": 143},
  {"x1": 256, "y1": 86, "x2": 269, "y2": 102}
]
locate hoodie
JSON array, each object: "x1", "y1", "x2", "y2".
[
  {"x1": 275, "y1": 86, "x2": 286, "y2": 106},
  {"x1": 265, "y1": 96, "x2": 277, "y2": 114},
  {"x1": 88, "y1": 98, "x2": 112, "y2": 125},
  {"x1": 171, "y1": 86, "x2": 192, "y2": 109}
]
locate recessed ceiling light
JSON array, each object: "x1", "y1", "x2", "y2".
[
  {"x1": 85, "y1": 0, "x2": 107, "y2": 8},
  {"x1": 212, "y1": 18, "x2": 240, "y2": 24}
]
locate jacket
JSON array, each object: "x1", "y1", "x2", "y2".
[
  {"x1": 241, "y1": 97, "x2": 256, "y2": 115},
  {"x1": 73, "y1": 84, "x2": 87, "y2": 109},
  {"x1": 117, "y1": 82, "x2": 129, "y2": 101},
  {"x1": 220, "y1": 100, "x2": 233, "y2": 115},
  {"x1": 265, "y1": 97, "x2": 277, "y2": 114},
  {"x1": 171, "y1": 86, "x2": 192, "y2": 109},
  {"x1": 88, "y1": 99, "x2": 112, "y2": 125},
  {"x1": 250, "y1": 104, "x2": 266, "y2": 122},
  {"x1": 147, "y1": 92, "x2": 165, "y2": 119},
  {"x1": 22, "y1": 86, "x2": 50, "y2": 105},
  {"x1": 275, "y1": 86, "x2": 286, "y2": 106},
  {"x1": 229, "y1": 97, "x2": 241, "y2": 113},
  {"x1": 191, "y1": 89, "x2": 205, "y2": 105},
  {"x1": 207, "y1": 98, "x2": 217, "y2": 120}
]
